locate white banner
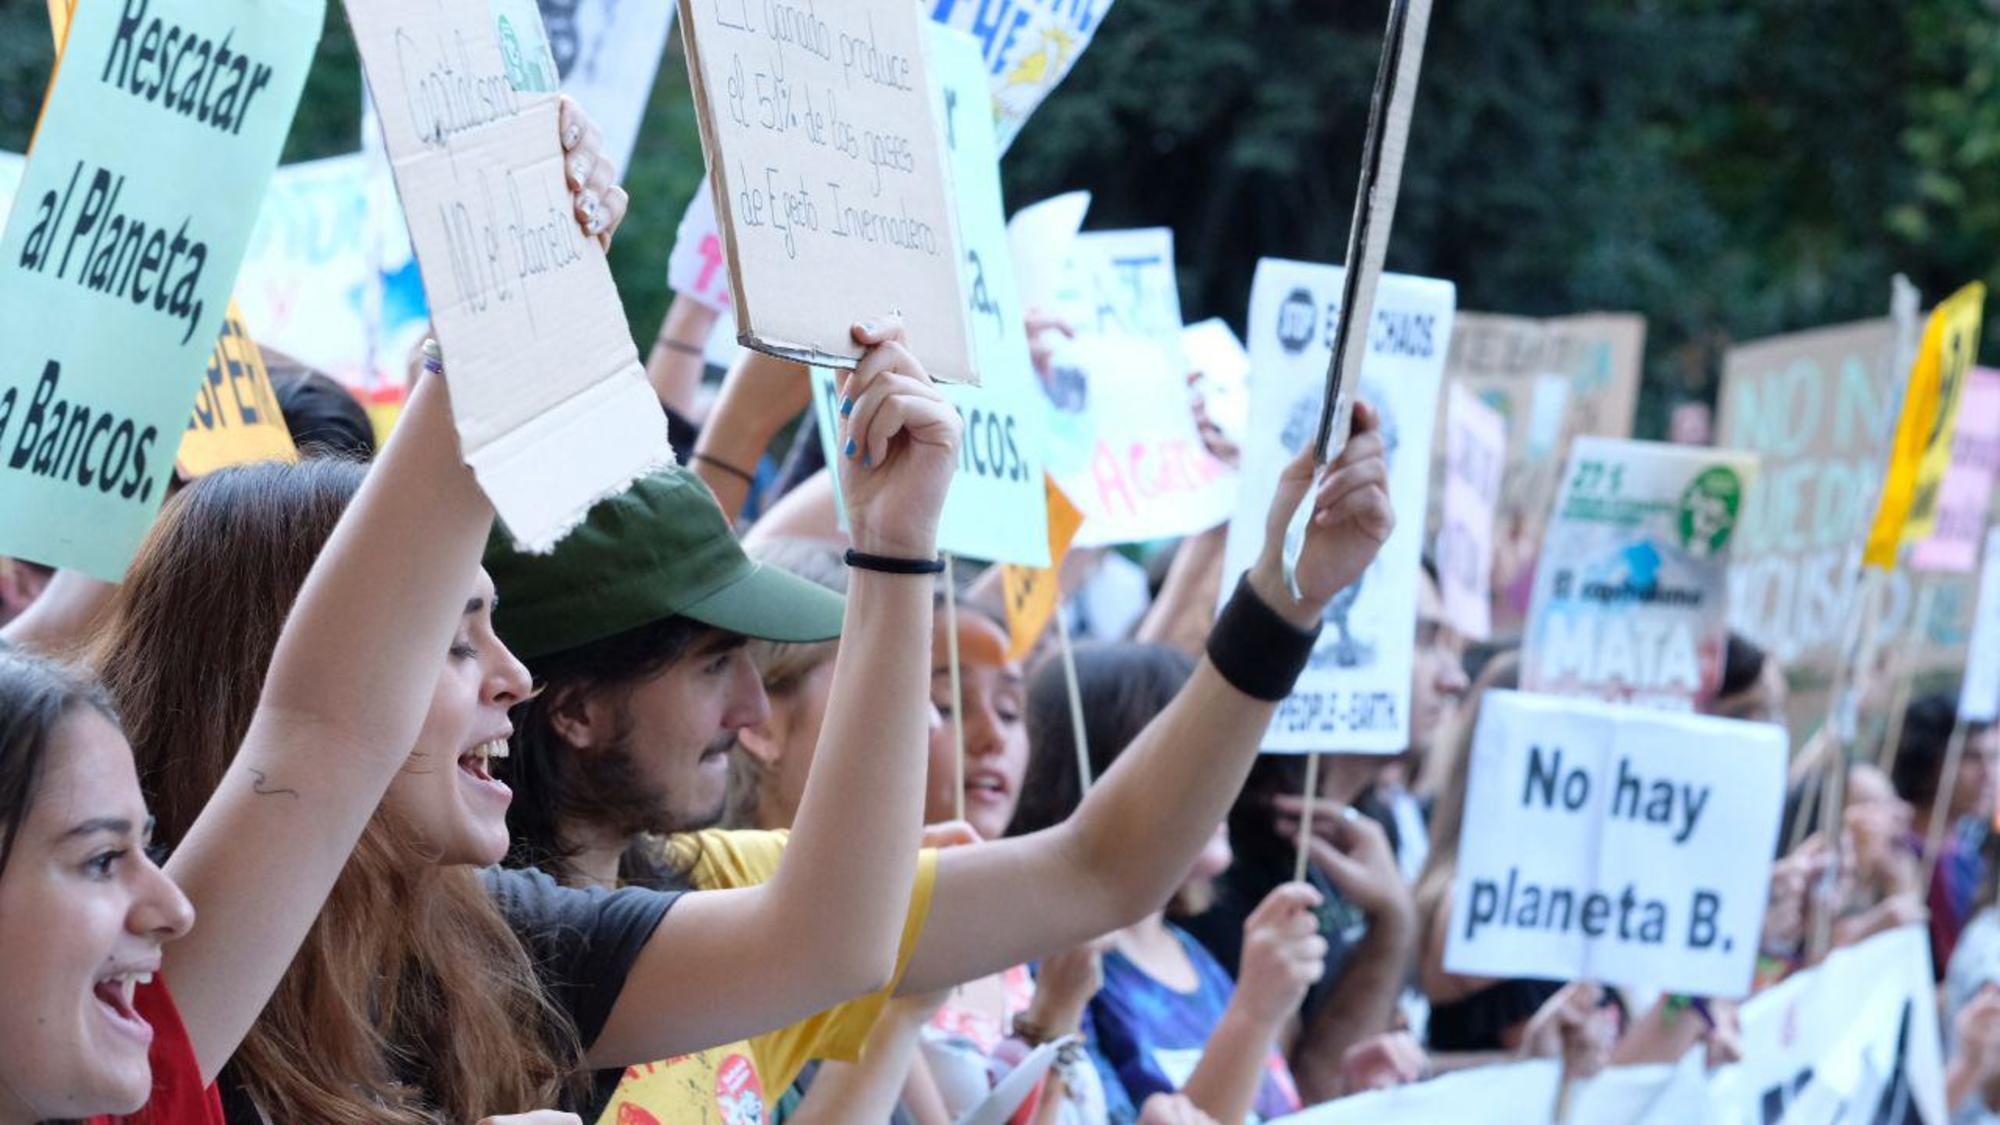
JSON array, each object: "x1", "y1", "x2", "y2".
[
  {"x1": 1222, "y1": 257, "x2": 1455, "y2": 754},
  {"x1": 1523, "y1": 438, "x2": 1759, "y2": 712},
  {"x1": 1270, "y1": 1061, "x2": 1561, "y2": 1124},
  {"x1": 927, "y1": 0, "x2": 1116, "y2": 153},
  {"x1": 1445, "y1": 691, "x2": 1785, "y2": 996},
  {"x1": 1438, "y1": 382, "x2": 1505, "y2": 642}
]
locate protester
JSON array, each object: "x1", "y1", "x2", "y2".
[
  {"x1": 265, "y1": 352, "x2": 378, "y2": 460},
  {"x1": 1009, "y1": 641, "x2": 1323, "y2": 1122},
  {"x1": 1892, "y1": 695, "x2": 2000, "y2": 972}
]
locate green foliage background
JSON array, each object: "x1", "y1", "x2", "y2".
[{"x1": 3, "y1": 0, "x2": 1995, "y2": 437}]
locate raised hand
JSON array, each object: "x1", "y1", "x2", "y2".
[
  {"x1": 1339, "y1": 1030, "x2": 1426, "y2": 1093},
  {"x1": 835, "y1": 317, "x2": 962, "y2": 559},
  {"x1": 1519, "y1": 981, "x2": 1615, "y2": 1080},
  {"x1": 1136, "y1": 1093, "x2": 1222, "y2": 1124},
  {"x1": 1234, "y1": 882, "x2": 1329, "y2": 1028},
  {"x1": 1249, "y1": 402, "x2": 1393, "y2": 628},
  {"x1": 1274, "y1": 800, "x2": 1415, "y2": 929},
  {"x1": 557, "y1": 96, "x2": 628, "y2": 248}
]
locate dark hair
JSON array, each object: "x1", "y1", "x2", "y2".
[
  {"x1": 1008, "y1": 642, "x2": 1196, "y2": 837},
  {"x1": 99, "y1": 459, "x2": 367, "y2": 847},
  {"x1": 1891, "y1": 694, "x2": 1964, "y2": 808},
  {"x1": 504, "y1": 615, "x2": 712, "y2": 888},
  {"x1": 1719, "y1": 631, "x2": 1767, "y2": 699},
  {"x1": 267, "y1": 352, "x2": 378, "y2": 461},
  {"x1": 0, "y1": 653, "x2": 119, "y2": 876}
]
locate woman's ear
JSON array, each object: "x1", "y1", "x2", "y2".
[{"x1": 736, "y1": 710, "x2": 788, "y2": 766}]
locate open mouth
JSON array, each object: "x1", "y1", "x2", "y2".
[
  {"x1": 457, "y1": 738, "x2": 509, "y2": 782},
  {"x1": 965, "y1": 771, "x2": 1009, "y2": 803},
  {"x1": 93, "y1": 971, "x2": 154, "y2": 1044}
]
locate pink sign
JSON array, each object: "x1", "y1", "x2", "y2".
[{"x1": 1913, "y1": 368, "x2": 2000, "y2": 572}]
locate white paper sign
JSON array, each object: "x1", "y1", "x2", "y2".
[
  {"x1": 1963, "y1": 527, "x2": 2000, "y2": 722},
  {"x1": 1523, "y1": 438, "x2": 1759, "y2": 712},
  {"x1": 1182, "y1": 316, "x2": 1251, "y2": 446},
  {"x1": 348, "y1": 0, "x2": 670, "y2": 551},
  {"x1": 1221, "y1": 258, "x2": 1455, "y2": 754},
  {"x1": 1005, "y1": 189, "x2": 1090, "y2": 314},
  {"x1": 804, "y1": 26, "x2": 1050, "y2": 566},
  {"x1": 665, "y1": 174, "x2": 734, "y2": 313},
  {"x1": 1445, "y1": 691, "x2": 1785, "y2": 996},
  {"x1": 1269, "y1": 1061, "x2": 1561, "y2": 1124},
  {"x1": 927, "y1": 0, "x2": 1115, "y2": 153},
  {"x1": 1438, "y1": 383, "x2": 1504, "y2": 642}
]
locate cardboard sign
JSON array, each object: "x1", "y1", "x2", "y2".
[
  {"x1": 666, "y1": 174, "x2": 734, "y2": 313},
  {"x1": 804, "y1": 26, "x2": 1050, "y2": 565},
  {"x1": 1001, "y1": 476, "x2": 1086, "y2": 661},
  {"x1": 347, "y1": 0, "x2": 671, "y2": 552},
  {"x1": 677, "y1": 0, "x2": 975, "y2": 384},
  {"x1": 1445, "y1": 691, "x2": 1785, "y2": 996},
  {"x1": 927, "y1": 0, "x2": 1114, "y2": 153},
  {"x1": 1717, "y1": 319, "x2": 1902, "y2": 692},
  {"x1": 1964, "y1": 527, "x2": 2000, "y2": 723},
  {"x1": 1438, "y1": 383, "x2": 1505, "y2": 642},
  {"x1": 1220, "y1": 258, "x2": 1455, "y2": 754},
  {"x1": 0, "y1": 0, "x2": 321, "y2": 577},
  {"x1": 1867, "y1": 281, "x2": 1986, "y2": 568},
  {"x1": 176, "y1": 306, "x2": 296, "y2": 477},
  {"x1": 1430, "y1": 312, "x2": 1647, "y2": 634},
  {"x1": 1522, "y1": 438, "x2": 1757, "y2": 711},
  {"x1": 1912, "y1": 368, "x2": 2000, "y2": 573}
]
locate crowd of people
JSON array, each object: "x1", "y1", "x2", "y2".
[{"x1": 1, "y1": 100, "x2": 1996, "y2": 1125}]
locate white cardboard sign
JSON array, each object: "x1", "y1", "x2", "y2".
[
  {"x1": 1445, "y1": 691, "x2": 1786, "y2": 996},
  {"x1": 1221, "y1": 257, "x2": 1455, "y2": 754},
  {"x1": 1438, "y1": 382, "x2": 1505, "y2": 642},
  {"x1": 677, "y1": 0, "x2": 975, "y2": 384},
  {"x1": 1962, "y1": 527, "x2": 2000, "y2": 722},
  {"x1": 347, "y1": 0, "x2": 669, "y2": 551}
]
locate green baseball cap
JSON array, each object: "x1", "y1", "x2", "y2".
[{"x1": 484, "y1": 465, "x2": 846, "y2": 660}]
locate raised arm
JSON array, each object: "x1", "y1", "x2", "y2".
[
  {"x1": 690, "y1": 347, "x2": 813, "y2": 519},
  {"x1": 162, "y1": 366, "x2": 493, "y2": 1081},
  {"x1": 0, "y1": 566, "x2": 117, "y2": 658},
  {"x1": 901, "y1": 406, "x2": 1394, "y2": 993},
  {"x1": 589, "y1": 319, "x2": 961, "y2": 1065},
  {"x1": 645, "y1": 293, "x2": 719, "y2": 419}
]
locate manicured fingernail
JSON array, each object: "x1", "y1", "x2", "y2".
[
  {"x1": 844, "y1": 437, "x2": 857, "y2": 459},
  {"x1": 863, "y1": 450, "x2": 874, "y2": 467},
  {"x1": 857, "y1": 320, "x2": 876, "y2": 335},
  {"x1": 839, "y1": 395, "x2": 853, "y2": 417},
  {"x1": 564, "y1": 123, "x2": 582, "y2": 148},
  {"x1": 581, "y1": 190, "x2": 600, "y2": 214},
  {"x1": 569, "y1": 153, "x2": 590, "y2": 181},
  {"x1": 586, "y1": 212, "x2": 606, "y2": 236}
]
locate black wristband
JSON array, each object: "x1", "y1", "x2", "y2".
[
  {"x1": 845, "y1": 549, "x2": 945, "y2": 575},
  {"x1": 692, "y1": 451, "x2": 755, "y2": 485},
  {"x1": 1206, "y1": 575, "x2": 1321, "y2": 701},
  {"x1": 656, "y1": 336, "x2": 705, "y2": 357}
]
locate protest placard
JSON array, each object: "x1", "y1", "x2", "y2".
[
  {"x1": 1867, "y1": 282, "x2": 1986, "y2": 568},
  {"x1": 1522, "y1": 438, "x2": 1757, "y2": 711},
  {"x1": 804, "y1": 26, "x2": 1050, "y2": 564},
  {"x1": 1964, "y1": 528, "x2": 2000, "y2": 723},
  {"x1": 1181, "y1": 317, "x2": 1250, "y2": 448},
  {"x1": 1002, "y1": 477, "x2": 1086, "y2": 661},
  {"x1": 0, "y1": 0, "x2": 321, "y2": 578},
  {"x1": 667, "y1": 175, "x2": 734, "y2": 313},
  {"x1": 1445, "y1": 690, "x2": 1786, "y2": 996},
  {"x1": 928, "y1": 0, "x2": 1114, "y2": 153},
  {"x1": 1430, "y1": 312, "x2": 1647, "y2": 635},
  {"x1": 1270, "y1": 1060, "x2": 1562, "y2": 1124},
  {"x1": 1220, "y1": 257, "x2": 1454, "y2": 754},
  {"x1": 1913, "y1": 368, "x2": 2000, "y2": 573},
  {"x1": 528, "y1": 1, "x2": 677, "y2": 171},
  {"x1": 176, "y1": 307, "x2": 296, "y2": 478},
  {"x1": 1438, "y1": 383, "x2": 1505, "y2": 643},
  {"x1": 347, "y1": 0, "x2": 671, "y2": 552},
  {"x1": 1005, "y1": 190, "x2": 1090, "y2": 314},
  {"x1": 677, "y1": 0, "x2": 975, "y2": 384}
]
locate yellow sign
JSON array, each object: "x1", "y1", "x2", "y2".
[
  {"x1": 1001, "y1": 477, "x2": 1086, "y2": 662},
  {"x1": 176, "y1": 308, "x2": 298, "y2": 478},
  {"x1": 1866, "y1": 282, "x2": 1986, "y2": 568}
]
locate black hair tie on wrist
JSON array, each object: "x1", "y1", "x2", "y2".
[
  {"x1": 845, "y1": 549, "x2": 945, "y2": 575},
  {"x1": 1206, "y1": 575, "x2": 1321, "y2": 701},
  {"x1": 692, "y1": 451, "x2": 755, "y2": 486}
]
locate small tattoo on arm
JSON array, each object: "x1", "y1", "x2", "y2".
[{"x1": 247, "y1": 768, "x2": 301, "y2": 801}]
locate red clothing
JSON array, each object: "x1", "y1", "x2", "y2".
[{"x1": 86, "y1": 978, "x2": 223, "y2": 1125}]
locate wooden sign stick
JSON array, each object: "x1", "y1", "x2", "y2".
[
  {"x1": 1283, "y1": 0, "x2": 1434, "y2": 595},
  {"x1": 944, "y1": 553, "x2": 968, "y2": 823},
  {"x1": 1876, "y1": 581, "x2": 1938, "y2": 777},
  {"x1": 1294, "y1": 751, "x2": 1323, "y2": 884},
  {"x1": 1055, "y1": 603, "x2": 1093, "y2": 791}
]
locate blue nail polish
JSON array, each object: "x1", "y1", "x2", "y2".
[
  {"x1": 844, "y1": 437, "x2": 857, "y2": 458},
  {"x1": 840, "y1": 395, "x2": 853, "y2": 417},
  {"x1": 863, "y1": 451, "x2": 874, "y2": 467}
]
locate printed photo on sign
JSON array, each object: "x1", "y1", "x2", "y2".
[
  {"x1": 347, "y1": 0, "x2": 670, "y2": 552},
  {"x1": 1523, "y1": 437, "x2": 1758, "y2": 712},
  {"x1": 0, "y1": 0, "x2": 322, "y2": 578},
  {"x1": 1220, "y1": 257, "x2": 1455, "y2": 754},
  {"x1": 1444, "y1": 690, "x2": 1785, "y2": 996},
  {"x1": 676, "y1": 0, "x2": 976, "y2": 383}
]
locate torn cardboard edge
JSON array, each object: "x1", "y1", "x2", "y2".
[{"x1": 467, "y1": 360, "x2": 673, "y2": 553}]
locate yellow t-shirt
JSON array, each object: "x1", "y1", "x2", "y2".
[{"x1": 596, "y1": 829, "x2": 939, "y2": 1125}]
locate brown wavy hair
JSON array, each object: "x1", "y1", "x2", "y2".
[{"x1": 93, "y1": 460, "x2": 579, "y2": 1123}]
